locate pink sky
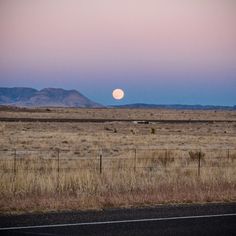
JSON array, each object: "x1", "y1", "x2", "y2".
[{"x1": 0, "y1": 0, "x2": 236, "y2": 105}]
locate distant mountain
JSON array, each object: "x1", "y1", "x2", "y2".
[
  {"x1": 0, "y1": 87, "x2": 102, "y2": 108},
  {"x1": 0, "y1": 87, "x2": 37, "y2": 103},
  {"x1": 112, "y1": 103, "x2": 236, "y2": 110}
]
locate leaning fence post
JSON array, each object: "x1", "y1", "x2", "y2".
[
  {"x1": 13, "y1": 149, "x2": 16, "y2": 178},
  {"x1": 198, "y1": 150, "x2": 201, "y2": 177},
  {"x1": 134, "y1": 148, "x2": 137, "y2": 172},
  {"x1": 57, "y1": 148, "x2": 60, "y2": 193},
  {"x1": 99, "y1": 150, "x2": 103, "y2": 174}
]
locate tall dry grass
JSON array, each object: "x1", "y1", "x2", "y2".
[{"x1": 0, "y1": 149, "x2": 236, "y2": 214}]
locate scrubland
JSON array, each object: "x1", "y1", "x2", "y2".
[
  {"x1": 0, "y1": 108, "x2": 236, "y2": 214},
  {"x1": 0, "y1": 107, "x2": 236, "y2": 121}
]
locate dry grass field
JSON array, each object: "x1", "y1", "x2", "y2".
[{"x1": 0, "y1": 108, "x2": 236, "y2": 214}]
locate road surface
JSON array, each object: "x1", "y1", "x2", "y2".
[
  {"x1": 0, "y1": 117, "x2": 235, "y2": 123},
  {"x1": 0, "y1": 203, "x2": 235, "y2": 235}
]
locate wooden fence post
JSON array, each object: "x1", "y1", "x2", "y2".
[
  {"x1": 198, "y1": 150, "x2": 201, "y2": 177},
  {"x1": 165, "y1": 149, "x2": 168, "y2": 169},
  {"x1": 13, "y1": 149, "x2": 17, "y2": 196},
  {"x1": 99, "y1": 150, "x2": 103, "y2": 174},
  {"x1": 57, "y1": 148, "x2": 60, "y2": 193},
  {"x1": 134, "y1": 148, "x2": 137, "y2": 172},
  {"x1": 13, "y1": 149, "x2": 16, "y2": 178}
]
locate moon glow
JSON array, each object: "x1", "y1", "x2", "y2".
[{"x1": 112, "y1": 89, "x2": 124, "y2": 100}]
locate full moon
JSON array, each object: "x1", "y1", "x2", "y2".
[{"x1": 112, "y1": 88, "x2": 124, "y2": 100}]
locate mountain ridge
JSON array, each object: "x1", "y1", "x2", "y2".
[{"x1": 0, "y1": 87, "x2": 102, "y2": 108}]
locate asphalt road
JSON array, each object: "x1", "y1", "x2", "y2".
[
  {"x1": 0, "y1": 117, "x2": 235, "y2": 123},
  {"x1": 0, "y1": 203, "x2": 235, "y2": 235}
]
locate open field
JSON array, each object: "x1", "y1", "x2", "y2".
[
  {"x1": 1, "y1": 107, "x2": 236, "y2": 121},
  {"x1": 0, "y1": 108, "x2": 236, "y2": 214}
]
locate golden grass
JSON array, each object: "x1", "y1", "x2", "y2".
[
  {"x1": 0, "y1": 149, "x2": 235, "y2": 214},
  {"x1": 0, "y1": 108, "x2": 236, "y2": 214}
]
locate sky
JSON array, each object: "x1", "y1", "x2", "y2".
[{"x1": 0, "y1": 0, "x2": 236, "y2": 106}]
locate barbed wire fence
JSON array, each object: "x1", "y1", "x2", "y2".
[{"x1": 0, "y1": 148, "x2": 236, "y2": 194}]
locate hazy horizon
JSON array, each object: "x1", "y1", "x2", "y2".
[
  {"x1": 0, "y1": 86, "x2": 235, "y2": 107},
  {"x1": 1, "y1": 0, "x2": 236, "y2": 106}
]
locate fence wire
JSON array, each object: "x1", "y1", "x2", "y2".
[{"x1": 0, "y1": 148, "x2": 235, "y2": 174}]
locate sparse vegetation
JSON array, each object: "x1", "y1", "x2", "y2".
[
  {"x1": 130, "y1": 129, "x2": 135, "y2": 135},
  {"x1": 0, "y1": 108, "x2": 236, "y2": 214},
  {"x1": 0, "y1": 148, "x2": 235, "y2": 213},
  {"x1": 189, "y1": 151, "x2": 205, "y2": 161}
]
